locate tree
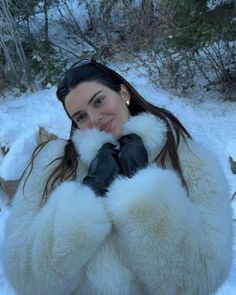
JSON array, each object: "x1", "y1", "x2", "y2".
[
  {"x1": 162, "y1": 0, "x2": 236, "y2": 50},
  {"x1": 0, "y1": 0, "x2": 36, "y2": 91},
  {"x1": 154, "y1": 0, "x2": 236, "y2": 93}
]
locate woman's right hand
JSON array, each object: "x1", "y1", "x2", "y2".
[{"x1": 82, "y1": 143, "x2": 121, "y2": 196}]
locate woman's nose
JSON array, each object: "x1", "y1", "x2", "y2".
[{"x1": 89, "y1": 112, "x2": 103, "y2": 128}]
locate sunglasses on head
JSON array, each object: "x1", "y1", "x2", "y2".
[
  {"x1": 59, "y1": 58, "x2": 99, "y2": 83},
  {"x1": 69, "y1": 58, "x2": 98, "y2": 69},
  {"x1": 59, "y1": 58, "x2": 132, "y2": 88}
]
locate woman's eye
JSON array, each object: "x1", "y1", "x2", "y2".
[
  {"x1": 75, "y1": 113, "x2": 87, "y2": 123},
  {"x1": 94, "y1": 96, "x2": 105, "y2": 106}
]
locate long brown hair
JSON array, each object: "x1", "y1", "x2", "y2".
[{"x1": 24, "y1": 59, "x2": 191, "y2": 206}]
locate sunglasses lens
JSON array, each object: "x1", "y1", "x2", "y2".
[
  {"x1": 58, "y1": 59, "x2": 91, "y2": 84},
  {"x1": 71, "y1": 58, "x2": 91, "y2": 69}
]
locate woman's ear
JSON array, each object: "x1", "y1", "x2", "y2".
[{"x1": 120, "y1": 84, "x2": 130, "y2": 105}]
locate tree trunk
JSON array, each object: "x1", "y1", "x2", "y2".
[
  {"x1": 0, "y1": 31, "x2": 25, "y2": 90},
  {"x1": 141, "y1": 0, "x2": 154, "y2": 22},
  {"x1": 0, "y1": 0, "x2": 36, "y2": 92},
  {"x1": 43, "y1": 0, "x2": 49, "y2": 43}
]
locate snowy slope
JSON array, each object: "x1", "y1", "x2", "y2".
[{"x1": 0, "y1": 66, "x2": 235, "y2": 294}]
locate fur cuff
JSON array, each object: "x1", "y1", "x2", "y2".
[
  {"x1": 122, "y1": 113, "x2": 167, "y2": 161},
  {"x1": 72, "y1": 129, "x2": 117, "y2": 166},
  {"x1": 106, "y1": 164, "x2": 196, "y2": 234}
]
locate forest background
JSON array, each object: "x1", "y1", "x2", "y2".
[{"x1": 0, "y1": 0, "x2": 236, "y2": 100}]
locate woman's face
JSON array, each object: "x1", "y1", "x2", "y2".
[{"x1": 64, "y1": 81, "x2": 131, "y2": 138}]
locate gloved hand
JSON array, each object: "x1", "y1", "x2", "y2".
[
  {"x1": 82, "y1": 143, "x2": 120, "y2": 197},
  {"x1": 118, "y1": 134, "x2": 148, "y2": 178}
]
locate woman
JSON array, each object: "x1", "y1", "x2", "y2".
[{"x1": 3, "y1": 59, "x2": 233, "y2": 295}]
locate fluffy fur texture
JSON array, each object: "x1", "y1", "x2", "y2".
[
  {"x1": 3, "y1": 113, "x2": 233, "y2": 295},
  {"x1": 72, "y1": 128, "x2": 116, "y2": 165},
  {"x1": 122, "y1": 112, "x2": 167, "y2": 161}
]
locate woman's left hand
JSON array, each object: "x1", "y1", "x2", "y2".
[{"x1": 118, "y1": 134, "x2": 148, "y2": 177}]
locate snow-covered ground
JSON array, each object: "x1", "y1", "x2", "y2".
[{"x1": 0, "y1": 65, "x2": 235, "y2": 294}]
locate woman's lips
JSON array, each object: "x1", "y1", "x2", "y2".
[{"x1": 100, "y1": 120, "x2": 112, "y2": 133}]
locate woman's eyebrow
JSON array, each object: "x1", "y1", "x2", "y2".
[
  {"x1": 87, "y1": 90, "x2": 103, "y2": 105},
  {"x1": 72, "y1": 110, "x2": 81, "y2": 119},
  {"x1": 72, "y1": 90, "x2": 103, "y2": 119}
]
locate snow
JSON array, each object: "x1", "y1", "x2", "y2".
[
  {"x1": 0, "y1": 64, "x2": 235, "y2": 294},
  {"x1": 0, "y1": 89, "x2": 71, "y2": 180}
]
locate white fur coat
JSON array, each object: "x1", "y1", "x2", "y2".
[{"x1": 3, "y1": 113, "x2": 233, "y2": 295}]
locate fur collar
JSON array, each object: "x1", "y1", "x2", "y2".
[
  {"x1": 121, "y1": 112, "x2": 167, "y2": 162},
  {"x1": 72, "y1": 112, "x2": 167, "y2": 165}
]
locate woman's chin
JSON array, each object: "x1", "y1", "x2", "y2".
[
  {"x1": 108, "y1": 123, "x2": 120, "y2": 139},
  {"x1": 110, "y1": 129, "x2": 120, "y2": 139}
]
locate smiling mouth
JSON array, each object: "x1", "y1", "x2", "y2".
[{"x1": 100, "y1": 120, "x2": 113, "y2": 133}]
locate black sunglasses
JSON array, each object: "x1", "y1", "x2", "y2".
[
  {"x1": 59, "y1": 58, "x2": 99, "y2": 83},
  {"x1": 59, "y1": 58, "x2": 134, "y2": 89},
  {"x1": 69, "y1": 58, "x2": 97, "y2": 69},
  {"x1": 58, "y1": 58, "x2": 109, "y2": 81}
]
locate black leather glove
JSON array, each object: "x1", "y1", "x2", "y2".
[
  {"x1": 118, "y1": 134, "x2": 148, "y2": 178},
  {"x1": 82, "y1": 143, "x2": 120, "y2": 196}
]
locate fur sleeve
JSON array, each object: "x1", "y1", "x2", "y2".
[
  {"x1": 106, "y1": 151, "x2": 233, "y2": 294},
  {"x1": 3, "y1": 139, "x2": 111, "y2": 295}
]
